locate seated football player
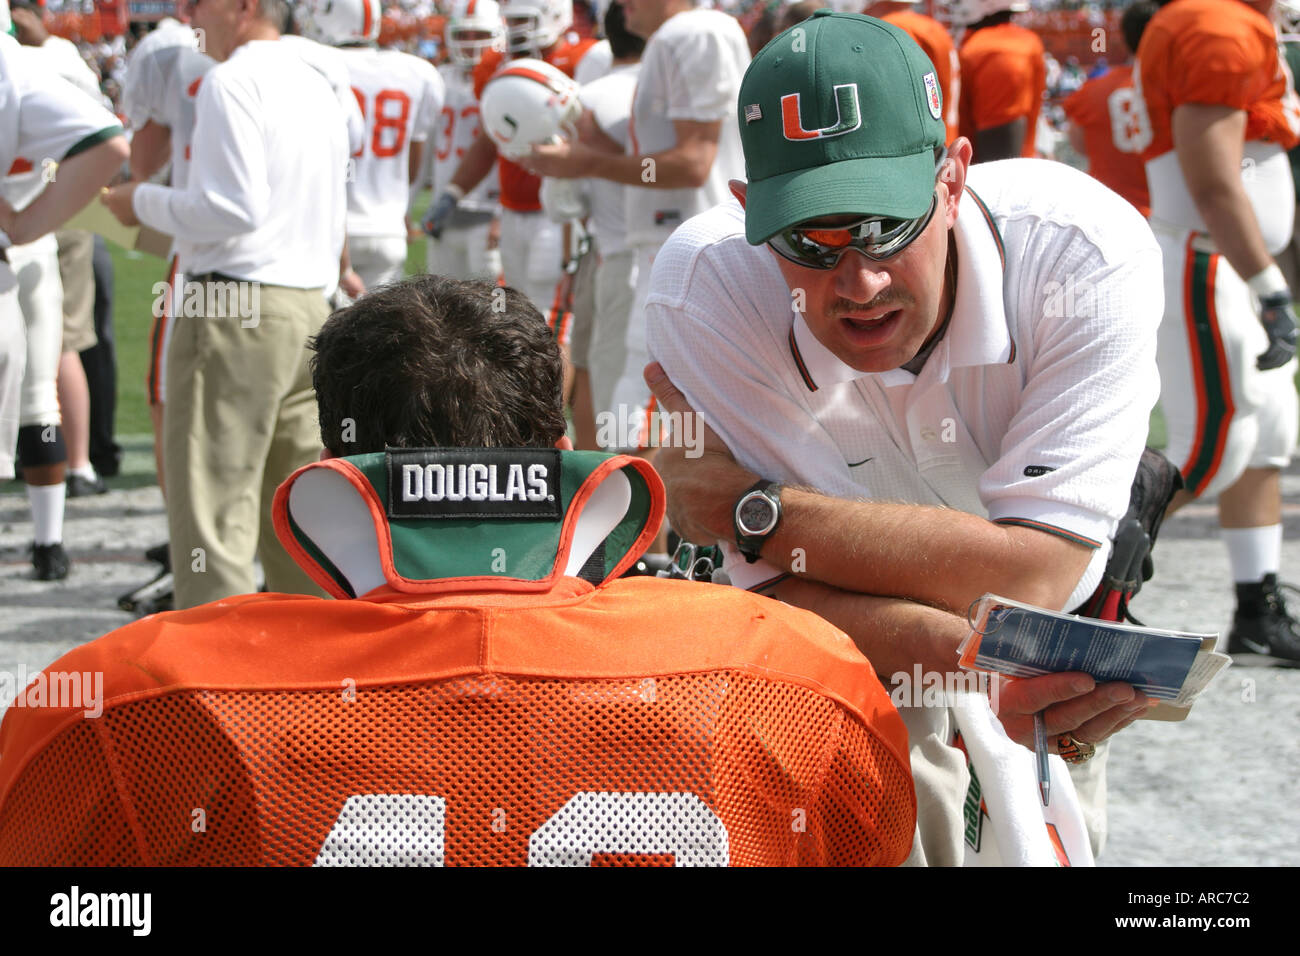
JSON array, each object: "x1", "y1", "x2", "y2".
[{"x1": 0, "y1": 276, "x2": 916, "y2": 867}]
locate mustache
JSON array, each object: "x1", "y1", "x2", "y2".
[{"x1": 829, "y1": 290, "x2": 913, "y2": 318}]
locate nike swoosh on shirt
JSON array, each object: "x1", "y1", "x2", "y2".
[{"x1": 847, "y1": 457, "x2": 874, "y2": 468}]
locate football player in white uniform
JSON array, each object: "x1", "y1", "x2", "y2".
[
  {"x1": 0, "y1": 20, "x2": 129, "y2": 580},
  {"x1": 3, "y1": 7, "x2": 127, "y2": 581},
  {"x1": 301, "y1": 0, "x2": 444, "y2": 290},
  {"x1": 425, "y1": 0, "x2": 597, "y2": 316},
  {"x1": 417, "y1": 0, "x2": 503, "y2": 282}
]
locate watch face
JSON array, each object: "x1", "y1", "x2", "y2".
[{"x1": 738, "y1": 494, "x2": 777, "y2": 536}]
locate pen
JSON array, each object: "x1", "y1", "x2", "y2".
[{"x1": 1034, "y1": 711, "x2": 1050, "y2": 807}]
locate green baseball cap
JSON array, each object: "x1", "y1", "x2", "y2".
[{"x1": 738, "y1": 11, "x2": 947, "y2": 245}]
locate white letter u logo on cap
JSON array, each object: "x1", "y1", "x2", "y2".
[{"x1": 780, "y1": 84, "x2": 862, "y2": 141}]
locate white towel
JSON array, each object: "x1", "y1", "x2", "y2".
[{"x1": 950, "y1": 692, "x2": 1095, "y2": 867}]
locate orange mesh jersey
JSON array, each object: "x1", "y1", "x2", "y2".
[
  {"x1": 0, "y1": 451, "x2": 916, "y2": 867},
  {"x1": 1063, "y1": 65, "x2": 1152, "y2": 216},
  {"x1": 1136, "y1": 0, "x2": 1300, "y2": 162},
  {"x1": 958, "y1": 22, "x2": 1046, "y2": 158},
  {"x1": 473, "y1": 36, "x2": 598, "y2": 213},
  {"x1": 883, "y1": 9, "x2": 961, "y2": 144}
]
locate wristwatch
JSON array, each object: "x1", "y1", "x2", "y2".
[{"x1": 734, "y1": 480, "x2": 783, "y2": 564}]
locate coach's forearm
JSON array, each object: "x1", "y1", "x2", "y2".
[
  {"x1": 671, "y1": 447, "x2": 1090, "y2": 613},
  {"x1": 771, "y1": 577, "x2": 970, "y2": 679},
  {"x1": 763, "y1": 489, "x2": 1094, "y2": 613}
]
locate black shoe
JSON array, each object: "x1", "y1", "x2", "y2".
[
  {"x1": 1228, "y1": 574, "x2": 1300, "y2": 662},
  {"x1": 32, "y1": 542, "x2": 70, "y2": 581},
  {"x1": 145, "y1": 542, "x2": 171, "y2": 571},
  {"x1": 118, "y1": 569, "x2": 173, "y2": 616},
  {"x1": 66, "y1": 473, "x2": 107, "y2": 497}
]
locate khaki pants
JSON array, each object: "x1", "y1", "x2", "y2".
[{"x1": 165, "y1": 280, "x2": 329, "y2": 608}]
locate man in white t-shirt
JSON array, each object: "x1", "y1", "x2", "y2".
[
  {"x1": 642, "y1": 12, "x2": 1162, "y2": 865},
  {"x1": 302, "y1": 0, "x2": 444, "y2": 290},
  {"x1": 521, "y1": 0, "x2": 750, "y2": 449},
  {"x1": 102, "y1": 0, "x2": 349, "y2": 610}
]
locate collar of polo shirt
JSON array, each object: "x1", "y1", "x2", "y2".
[{"x1": 787, "y1": 184, "x2": 1015, "y2": 391}]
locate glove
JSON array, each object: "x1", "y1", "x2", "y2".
[
  {"x1": 1256, "y1": 290, "x2": 1298, "y2": 371},
  {"x1": 421, "y1": 189, "x2": 460, "y2": 239}
]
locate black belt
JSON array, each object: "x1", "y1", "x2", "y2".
[{"x1": 189, "y1": 271, "x2": 244, "y2": 284}]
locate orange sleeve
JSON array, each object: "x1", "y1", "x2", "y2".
[
  {"x1": 968, "y1": 50, "x2": 1038, "y2": 131},
  {"x1": 1161, "y1": 21, "x2": 1271, "y2": 110}
]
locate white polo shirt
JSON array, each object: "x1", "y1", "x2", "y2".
[
  {"x1": 132, "y1": 40, "x2": 348, "y2": 289},
  {"x1": 625, "y1": 8, "x2": 749, "y2": 248},
  {"x1": 645, "y1": 159, "x2": 1163, "y2": 610}
]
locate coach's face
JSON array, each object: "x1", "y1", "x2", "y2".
[{"x1": 763, "y1": 139, "x2": 972, "y2": 374}]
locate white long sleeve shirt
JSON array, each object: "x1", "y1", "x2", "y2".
[{"x1": 132, "y1": 40, "x2": 348, "y2": 288}]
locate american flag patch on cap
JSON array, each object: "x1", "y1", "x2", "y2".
[{"x1": 744, "y1": 103, "x2": 763, "y2": 123}]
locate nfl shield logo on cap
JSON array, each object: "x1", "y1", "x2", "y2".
[{"x1": 923, "y1": 72, "x2": 942, "y2": 121}]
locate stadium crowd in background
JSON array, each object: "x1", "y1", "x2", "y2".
[{"x1": 6, "y1": 0, "x2": 1300, "y2": 867}]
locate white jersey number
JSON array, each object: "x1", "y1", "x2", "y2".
[
  {"x1": 314, "y1": 791, "x2": 729, "y2": 866},
  {"x1": 1106, "y1": 85, "x2": 1151, "y2": 154}
]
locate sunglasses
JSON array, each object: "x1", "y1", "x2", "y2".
[
  {"x1": 766, "y1": 152, "x2": 949, "y2": 270},
  {"x1": 768, "y1": 196, "x2": 938, "y2": 269}
]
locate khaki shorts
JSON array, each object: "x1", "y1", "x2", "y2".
[{"x1": 56, "y1": 229, "x2": 97, "y2": 353}]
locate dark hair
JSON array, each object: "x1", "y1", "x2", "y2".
[
  {"x1": 605, "y1": 1, "x2": 644, "y2": 60},
  {"x1": 1121, "y1": 0, "x2": 1158, "y2": 56},
  {"x1": 778, "y1": 1, "x2": 821, "y2": 35},
  {"x1": 310, "y1": 276, "x2": 566, "y2": 455}
]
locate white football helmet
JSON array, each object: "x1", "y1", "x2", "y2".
[
  {"x1": 298, "y1": 0, "x2": 381, "y2": 45},
  {"x1": 1279, "y1": 0, "x2": 1300, "y2": 40},
  {"x1": 943, "y1": 0, "x2": 1028, "y2": 27},
  {"x1": 480, "y1": 58, "x2": 581, "y2": 158},
  {"x1": 500, "y1": 0, "x2": 572, "y2": 56},
  {"x1": 446, "y1": 0, "x2": 506, "y2": 67}
]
